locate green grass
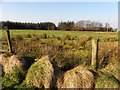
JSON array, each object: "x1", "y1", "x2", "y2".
[{"x1": 1, "y1": 29, "x2": 118, "y2": 40}]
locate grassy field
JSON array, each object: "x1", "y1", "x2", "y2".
[
  {"x1": 1, "y1": 29, "x2": 118, "y2": 39},
  {"x1": 1, "y1": 30, "x2": 120, "y2": 89},
  {"x1": 2, "y1": 29, "x2": 118, "y2": 65}
]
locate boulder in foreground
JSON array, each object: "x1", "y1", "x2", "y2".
[
  {"x1": 57, "y1": 66, "x2": 94, "y2": 88},
  {"x1": 25, "y1": 55, "x2": 54, "y2": 88}
]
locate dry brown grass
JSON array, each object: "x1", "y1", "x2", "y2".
[
  {"x1": 100, "y1": 47, "x2": 120, "y2": 81},
  {"x1": 0, "y1": 54, "x2": 25, "y2": 74},
  {"x1": 0, "y1": 54, "x2": 8, "y2": 66},
  {"x1": 57, "y1": 66, "x2": 94, "y2": 88},
  {"x1": 4, "y1": 55, "x2": 25, "y2": 74},
  {"x1": 98, "y1": 42, "x2": 118, "y2": 69}
]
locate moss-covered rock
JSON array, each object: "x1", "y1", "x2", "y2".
[
  {"x1": 57, "y1": 66, "x2": 94, "y2": 88},
  {"x1": 25, "y1": 55, "x2": 54, "y2": 88},
  {"x1": 0, "y1": 54, "x2": 26, "y2": 89},
  {"x1": 2, "y1": 69, "x2": 23, "y2": 89}
]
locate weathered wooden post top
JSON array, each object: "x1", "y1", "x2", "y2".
[
  {"x1": 91, "y1": 38, "x2": 99, "y2": 70},
  {"x1": 3, "y1": 26, "x2": 13, "y2": 53}
]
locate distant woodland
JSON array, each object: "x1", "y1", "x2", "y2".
[{"x1": 1, "y1": 20, "x2": 115, "y2": 31}]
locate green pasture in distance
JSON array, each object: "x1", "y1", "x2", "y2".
[{"x1": 1, "y1": 29, "x2": 118, "y2": 39}]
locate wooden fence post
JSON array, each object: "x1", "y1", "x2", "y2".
[
  {"x1": 6, "y1": 29, "x2": 13, "y2": 53},
  {"x1": 91, "y1": 38, "x2": 99, "y2": 70}
]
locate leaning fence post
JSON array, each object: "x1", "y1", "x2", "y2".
[
  {"x1": 91, "y1": 38, "x2": 99, "y2": 70},
  {"x1": 6, "y1": 29, "x2": 13, "y2": 53}
]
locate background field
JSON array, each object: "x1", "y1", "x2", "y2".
[
  {"x1": 1, "y1": 30, "x2": 118, "y2": 39},
  {"x1": 1, "y1": 30, "x2": 120, "y2": 88},
  {"x1": 2, "y1": 30, "x2": 118, "y2": 68}
]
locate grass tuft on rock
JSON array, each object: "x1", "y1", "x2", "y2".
[
  {"x1": 3, "y1": 55, "x2": 25, "y2": 74},
  {"x1": 25, "y1": 55, "x2": 54, "y2": 88},
  {"x1": 57, "y1": 66, "x2": 94, "y2": 88}
]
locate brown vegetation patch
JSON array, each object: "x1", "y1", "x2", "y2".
[{"x1": 2, "y1": 55, "x2": 25, "y2": 74}]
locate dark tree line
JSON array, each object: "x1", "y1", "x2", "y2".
[
  {"x1": 58, "y1": 21, "x2": 75, "y2": 31},
  {"x1": 1, "y1": 20, "x2": 115, "y2": 32},
  {"x1": 1, "y1": 21, "x2": 56, "y2": 30}
]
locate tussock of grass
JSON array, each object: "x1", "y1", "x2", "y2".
[
  {"x1": 25, "y1": 55, "x2": 54, "y2": 88},
  {"x1": 3, "y1": 55, "x2": 25, "y2": 74},
  {"x1": 0, "y1": 54, "x2": 9, "y2": 66},
  {"x1": 57, "y1": 66, "x2": 94, "y2": 88}
]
